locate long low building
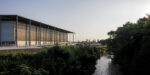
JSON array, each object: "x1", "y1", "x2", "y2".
[{"x1": 0, "y1": 15, "x2": 74, "y2": 46}]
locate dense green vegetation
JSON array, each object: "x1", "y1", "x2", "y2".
[
  {"x1": 107, "y1": 15, "x2": 150, "y2": 75},
  {"x1": 0, "y1": 46, "x2": 100, "y2": 75}
]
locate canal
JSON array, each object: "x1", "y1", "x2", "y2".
[{"x1": 92, "y1": 55, "x2": 122, "y2": 75}]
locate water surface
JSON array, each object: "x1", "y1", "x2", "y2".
[{"x1": 93, "y1": 55, "x2": 121, "y2": 75}]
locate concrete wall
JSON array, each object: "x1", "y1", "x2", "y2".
[
  {"x1": 0, "y1": 21, "x2": 14, "y2": 41},
  {"x1": 17, "y1": 41, "x2": 56, "y2": 46}
]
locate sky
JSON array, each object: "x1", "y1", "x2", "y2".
[{"x1": 0, "y1": 0, "x2": 150, "y2": 41}]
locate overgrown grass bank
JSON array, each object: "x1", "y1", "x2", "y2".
[{"x1": 0, "y1": 46, "x2": 100, "y2": 75}]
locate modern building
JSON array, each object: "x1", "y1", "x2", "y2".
[{"x1": 0, "y1": 15, "x2": 74, "y2": 46}]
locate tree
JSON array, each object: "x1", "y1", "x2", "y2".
[{"x1": 107, "y1": 14, "x2": 150, "y2": 75}]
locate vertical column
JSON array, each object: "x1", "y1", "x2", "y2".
[
  {"x1": 63, "y1": 32, "x2": 67, "y2": 42},
  {"x1": 74, "y1": 33, "x2": 76, "y2": 42},
  {"x1": 73, "y1": 33, "x2": 74, "y2": 43},
  {"x1": 59, "y1": 31, "x2": 61, "y2": 42},
  {"x1": 15, "y1": 16, "x2": 18, "y2": 47},
  {"x1": 29, "y1": 20, "x2": 31, "y2": 46},
  {"x1": 54, "y1": 28, "x2": 56, "y2": 44},
  {"x1": 40, "y1": 24, "x2": 41, "y2": 46},
  {"x1": 48, "y1": 27, "x2": 50, "y2": 45},
  {"x1": 43, "y1": 28, "x2": 45, "y2": 45},
  {"x1": 59, "y1": 31, "x2": 60, "y2": 42},
  {"x1": 65, "y1": 33, "x2": 67, "y2": 42},
  {"x1": 68, "y1": 33, "x2": 69, "y2": 42},
  {"x1": 59, "y1": 31, "x2": 62, "y2": 42},
  {"x1": 62, "y1": 32, "x2": 64, "y2": 42},
  {"x1": 46, "y1": 27, "x2": 47, "y2": 45},
  {"x1": 36, "y1": 25, "x2": 38, "y2": 45},
  {"x1": 57, "y1": 30, "x2": 59, "y2": 43},
  {"x1": 0, "y1": 17, "x2": 1, "y2": 46},
  {"x1": 43, "y1": 27, "x2": 45, "y2": 45},
  {"x1": 25, "y1": 23, "x2": 27, "y2": 46},
  {"x1": 51, "y1": 29, "x2": 54, "y2": 43}
]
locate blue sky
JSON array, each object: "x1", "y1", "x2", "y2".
[{"x1": 0, "y1": 0, "x2": 150, "y2": 41}]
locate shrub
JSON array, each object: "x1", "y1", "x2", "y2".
[{"x1": 0, "y1": 46, "x2": 100, "y2": 75}]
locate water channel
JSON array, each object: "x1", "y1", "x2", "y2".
[{"x1": 92, "y1": 55, "x2": 122, "y2": 75}]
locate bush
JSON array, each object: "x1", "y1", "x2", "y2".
[
  {"x1": 0, "y1": 46, "x2": 100, "y2": 75},
  {"x1": 107, "y1": 15, "x2": 150, "y2": 75}
]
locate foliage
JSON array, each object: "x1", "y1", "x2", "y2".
[
  {"x1": 107, "y1": 15, "x2": 150, "y2": 75},
  {"x1": 98, "y1": 39, "x2": 107, "y2": 45},
  {"x1": 0, "y1": 46, "x2": 100, "y2": 75}
]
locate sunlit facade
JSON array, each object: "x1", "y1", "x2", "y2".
[{"x1": 0, "y1": 15, "x2": 74, "y2": 46}]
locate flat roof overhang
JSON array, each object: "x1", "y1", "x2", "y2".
[{"x1": 0, "y1": 15, "x2": 74, "y2": 33}]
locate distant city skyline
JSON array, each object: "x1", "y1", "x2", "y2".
[{"x1": 0, "y1": 0, "x2": 150, "y2": 41}]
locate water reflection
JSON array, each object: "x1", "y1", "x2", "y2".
[{"x1": 92, "y1": 55, "x2": 121, "y2": 75}]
